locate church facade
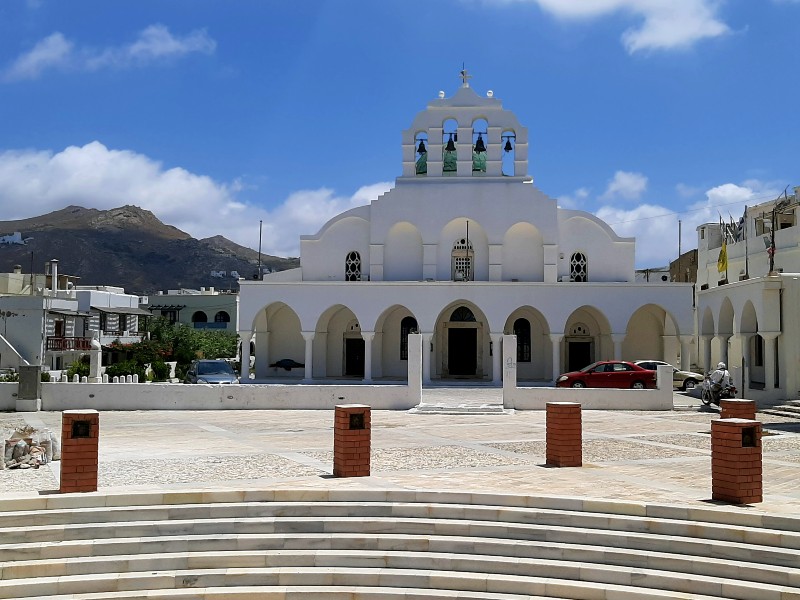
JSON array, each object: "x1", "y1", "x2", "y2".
[{"x1": 238, "y1": 77, "x2": 694, "y2": 384}]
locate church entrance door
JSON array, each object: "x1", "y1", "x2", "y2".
[
  {"x1": 567, "y1": 340, "x2": 593, "y2": 372},
  {"x1": 447, "y1": 327, "x2": 477, "y2": 376},
  {"x1": 344, "y1": 338, "x2": 365, "y2": 378}
]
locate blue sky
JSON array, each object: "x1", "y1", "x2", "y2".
[{"x1": 0, "y1": 0, "x2": 797, "y2": 267}]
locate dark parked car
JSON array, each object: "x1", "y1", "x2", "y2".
[
  {"x1": 184, "y1": 359, "x2": 239, "y2": 384},
  {"x1": 556, "y1": 360, "x2": 657, "y2": 389}
]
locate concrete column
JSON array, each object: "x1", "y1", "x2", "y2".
[
  {"x1": 491, "y1": 332, "x2": 503, "y2": 385},
  {"x1": 714, "y1": 334, "x2": 731, "y2": 367},
  {"x1": 679, "y1": 336, "x2": 693, "y2": 371},
  {"x1": 239, "y1": 330, "x2": 251, "y2": 381},
  {"x1": 739, "y1": 333, "x2": 752, "y2": 394},
  {"x1": 407, "y1": 334, "x2": 423, "y2": 403},
  {"x1": 361, "y1": 331, "x2": 375, "y2": 383},
  {"x1": 611, "y1": 334, "x2": 625, "y2": 361},
  {"x1": 550, "y1": 333, "x2": 564, "y2": 383},
  {"x1": 422, "y1": 332, "x2": 433, "y2": 384},
  {"x1": 760, "y1": 331, "x2": 780, "y2": 391},
  {"x1": 502, "y1": 334, "x2": 517, "y2": 407},
  {"x1": 700, "y1": 335, "x2": 712, "y2": 374},
  {"x1": 302, "y1": 331, "x2": 315, "y2": 382}
]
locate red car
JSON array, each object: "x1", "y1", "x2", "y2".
[{"x1": 556, "y1": 360, "x2": 657, "y2": 389}]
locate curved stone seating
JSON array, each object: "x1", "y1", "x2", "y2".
[{"x1": 1, "y1": 489, "x2": 799, "y2": 599}]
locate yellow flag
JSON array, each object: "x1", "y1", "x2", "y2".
[{"x1": 717, "y1": 241, "x2": 728, "y2": 273}]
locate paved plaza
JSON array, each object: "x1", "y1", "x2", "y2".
[{"x1": 2, "y1": 389, "x2": 800, "y2": 515}]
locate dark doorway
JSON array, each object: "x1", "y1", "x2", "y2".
[
  {"x1": 345, "y1": 338, "x2": 365, "y2": 377},
  {"x1": 448, "y1": 328, "x2": 477, "y2": 376},
  {"x1": 54, "y1": 320, "x2": 65, "y2": 338},
  {"x1": 568, "y1": 341, "x2": 592, "y2": 372}
]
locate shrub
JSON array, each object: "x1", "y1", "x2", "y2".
[
  {"x1": 150, "y1": 360, "x2": 170, "y2": 382},
  {"x1": 105, "y1": 360, "x2": 145, "y2": 381},
  {"x1": 66, "y1": 356, "x2": 90, "y2": 379},
  {"x1": 41, "y1": 371, "x2": 51, "y2": 382}
]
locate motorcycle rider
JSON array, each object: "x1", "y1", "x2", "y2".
[{"x1": 709, "y1": 361, "x2": 732, "y2": 403}]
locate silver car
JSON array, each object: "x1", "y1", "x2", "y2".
[
  {"x1": 184, "y1": 360, "x2": 239, "y2": 384},
  {"x1": 634, "y1": 360, "x2": 704, "y2": 391}
]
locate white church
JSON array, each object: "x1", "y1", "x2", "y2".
[{"x1": 238, "y1": 74, "x2": 694, "y2": 385}]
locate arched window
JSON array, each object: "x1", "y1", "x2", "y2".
[
  {"x1": 442, "y1": 118, "x2": 457, "y2": 174},
  {"x1": 472, "y1": 118, "x2": 487, "y2": 174},
  {"x1": 450, "y1": 306, "x2": 476, "y2": 322},
  {"x1": 570, "y1": 252, "x2": 588, "y2": 282},
  {"x1": 415, "y1": 132, "x2": 427, "y2": 175},
  {"x1": 191, "y1": 311, "x2": 207, "y2": 323},
  {"x1": 502, "y1": 130, "x2": 515, "y2": 176},
  {"x1": 345, "y1": 251, "x2": 361, "y2": 281},
  {"x1": 400, "y1": 316, "x2": 418, "y2": 360},
  {"x1": 214, "y1": 311, "x2": 230, "y2": 323},
  {"x1": 514, "y1": 318, "x2": 531, "y2": 362},
  {"x1": 451, "y1": 238, "x2": 474, "y2": 281}
]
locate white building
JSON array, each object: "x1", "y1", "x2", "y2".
[
  {"x1": 0, "y1": 260, "x2": 148, "y2": 371},
  {"x1": 696, "y1": 187, "x2": 800, "y2": 402},
  {"x1": 239, "y1": 76, "x2": 694, "y2": 384},
  {"x1": 141, "y1": 288, "x2": 238, "y2": 335}
]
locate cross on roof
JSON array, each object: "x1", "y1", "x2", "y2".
[{"x1": 460, "y1": 65, "x2": 471, "y2": 87}]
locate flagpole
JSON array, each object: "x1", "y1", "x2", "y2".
[{"x1": 744, "y1": 205, "x2": 749, "y2": 279}]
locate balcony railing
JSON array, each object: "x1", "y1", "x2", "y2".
[{"x1": 46, "y1": 337, "x2": 92, "y2": 351}]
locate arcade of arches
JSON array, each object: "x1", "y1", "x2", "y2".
[{"x1": 241, "y1": 301, "x2": 689, "y2": 384}]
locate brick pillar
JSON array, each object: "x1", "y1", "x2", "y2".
[
  {"x1": 60, "y1": 410, "x2": 99, "y2": 493},
  {"x1": 711, "y1": 418, "x2": 762, "y2": 504},
  {"x1": 546, "y1": 402, "x2": 582, "y2": 467},
  {"x1": 333, "y1": 404, "x2": 371, "y2": 477},
  {"x1": 720, "y1": 399, "x2": 756, "y2": 421}
]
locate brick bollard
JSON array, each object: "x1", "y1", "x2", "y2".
[
  {"x1": 60, "y1": 410, "x2": 100, "y2": 493},
  {"x1": 333, "y1": 404, "x2": 371, "y2": 477},
  {"x1": 546, "y1": 402, "x2": 582, "y2": 467},
  {"x1": 711, "y1": 418, "x2": 762, "y2": 504},
  {"x1": 720, "y1": 399, "x2": 756, "y2": 421}
]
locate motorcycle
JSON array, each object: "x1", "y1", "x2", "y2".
[{"x1": 700, "y1": 374, "x2": 737, "y2": 406}]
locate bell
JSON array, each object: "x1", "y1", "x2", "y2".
[
  {"x1": 474, "y1": 134, "x2": 486, "y2": 153},
  {"x1": 504, "y1": 138, "x2": 513, "y2": 153},
  {"x1": 417, "y1": 139, "x2": 427, "y2": 154},
  {"x1": 445, "y1": 134, "x2": 456, "y2": 152}
]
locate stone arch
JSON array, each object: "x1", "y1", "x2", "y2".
[
  {"x1": 471, "y1": 117, "x2": 488, "y2": 174},
  {"x1": 740, "y1": 300, "x2": 764, "y2": 389},
  {"x1": 252, "y1": 302, "x2": 304, "y2": 379},
  {"x1": 433, "y1": 300, "x2": 490, "y2": 379},
  {"x1": 718, "y1": 297, "x2": 734, "y2": 335},
  {"x1": 191, "y1": 311, "x2": 207, "y2": 324},
  {"x1": 563, "y1": 306, "x2": 612, "y2": 371},
  {"x1": 316, "y1": 304, "x2": 362, "y2": 378},
  {"x1": 502, "y1": 222, "x2": 544, "y2": 282},
  {"x1": 701, "y1": 307, "x2": 715, "y2": 336},
  {"x1": 438, "y1": 218, "x2": 489, "y2": 281},
  {"x1": 374, "y1": 304, "x2": 419, "y2": 380},
  {"x1": 442, "y1": 117, "x2": 458, "y2": 174},
  {"x1": 504, "y1": 306, "x2": 551, "y2": 380},
  {"x1": 384, "y1": 221, "x2": 423, "y2": 281},
  {"x1": 622, "y1": 304, "x2": 669, "y2": 362}
]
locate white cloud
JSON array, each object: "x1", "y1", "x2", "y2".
[
  {"x1": 600, "y1": 170, "x2": 648, "y2": 201},
  {"x1": 557, "y1": 186, "x2": 589, "y2": 209},
  {"x1": 596, "y1": 203, "x2": 678, "y2": 266},
  {"x1": 0, "y1": 142, "x2": 391, "y2": 258},
  {"x1": 3, "y1": 24, "x2": 215, "y2": 81},
  {"x1": 484, "y1": 0, "x2": 730, "y2": 53}
]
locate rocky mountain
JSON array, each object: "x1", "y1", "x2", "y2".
[{"x1": 0, "y1": 205, "x2": 299, "y2": 294}]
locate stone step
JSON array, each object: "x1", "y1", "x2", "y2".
[
  {"x1": 12, "y1": 588, "x2": 571, "y2": 600},
  {"x1": 0, "y1": 566, "x2": 768, "y2": 600},
  {"x1": 3, "y1": 500, "x2": 798, "y2": 550},
  {"x1": 3, "y1": 523, "x2": 798, "y2": 573},
  {"x1": 2, "y1": 490, "x2": 798, "y2": 600},
  {"x1": 410, "y1": 403, "x2": 508, "y2": 414},
  {"x1": 3, "y1": 545, "x2": 799, "y2": 589}
]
